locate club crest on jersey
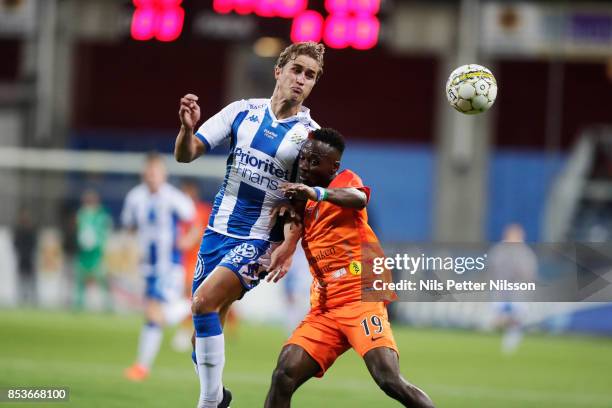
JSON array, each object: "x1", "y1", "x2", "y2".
[
  {"x1": 247, "y1": 114, "x2": 259, "y2": 123},
  {"x1": 233, "y1": 243, "x2": 258, "y2": 259},
  {"x1": 349, "y1": 260, "x2": 362, "y2": 276},
  {"x1": 288, "y1": 131, "x2": 306, "y2": 144}
]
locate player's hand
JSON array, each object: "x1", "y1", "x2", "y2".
[
  {"x1": 179, "y1": 93, "x2": 201, "y2": 130},
  {"x1": 280, "y1": 183, "x2": 317, "y2": 201},
  {"x1": 266, "y1": 242, "x2": 295, "y2": 283},
  {"x1": 271, "y1": 203, "x2": 300, "y2": 224}
]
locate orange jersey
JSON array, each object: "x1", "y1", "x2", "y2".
[{"x1": 302, "y1": 169, "x2": 384, "y2": 310}]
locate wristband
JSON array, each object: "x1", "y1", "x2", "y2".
[{"x1": 313, "y1": 187, "x2": 327, "y2": 202}]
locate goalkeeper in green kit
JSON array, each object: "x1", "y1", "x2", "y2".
[{"x1": 74, "y1": 189, "x2": 113, "y2": 311}]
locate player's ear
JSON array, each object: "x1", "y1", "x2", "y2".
[
  {"x1": 332, "y1": 161, "x2": 340, "y2": 174},
  {"x1": 274, "y1": 65, "x2": 281, "y2": 80}
]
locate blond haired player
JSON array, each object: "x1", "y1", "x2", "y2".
[{"x1": 175, "y1": 42, "x2": 326, "y2": 408}]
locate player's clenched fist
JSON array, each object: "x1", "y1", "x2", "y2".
[
  {"x1": 280, "y1": 182, "x2": 317, "y2": 201},
  {"x1": 179, "y1": 93, "x2": 201, "y2": 130}
]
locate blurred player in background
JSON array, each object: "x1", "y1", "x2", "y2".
[
  {"x1": 175, "y1": 41, "x2": 325, "y2": 408},
  {"x1": 74, "y1": 189, "x2": 113, "y2": 311},
  {"x1": 264, "y1": 129, "x2": 435, "y2": 408},
  {"x1": 172, "y1": 180, "x2": 212, "y2": 351},
  {"x1": 122, "y1": 153, "x2": 197, "y2": 381},
  {"x1": 13, "y1": 208, "x2": 37, "y2": 306},
  {"x1": 489, "y1": 223, "x2": 538, "y2": 354}
]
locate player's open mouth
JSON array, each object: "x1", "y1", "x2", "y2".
[{"x1": 291, "y1": 87, "x2": 303, "y2": 94}]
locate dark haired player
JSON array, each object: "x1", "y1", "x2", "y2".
[{"x1": 264, "y1": 128, "x2": 435, "y2": 407}]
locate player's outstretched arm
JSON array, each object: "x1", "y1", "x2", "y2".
[
  {"x1": 175, "y1": 93, "x2": 205, "y2": 163},
  {"x1": 324, "y1": 187, "x2": 367, "y2": 209},
  {"x1": 281, "y1": 182, "x2": 367, "y2": 209}
]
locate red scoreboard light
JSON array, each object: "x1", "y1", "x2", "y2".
[
  {"x1": 322, "y1": 15, "x2": 351, "y2": 48},
  {"x1": 325, "y1": 0, "x2": 380, "y2": 15},
  {"x1": 213, "y1": 0, "x2": 380, "y2": 50},
  {"x1": 275, "y1": 0, "x2": 308, "y2": 18},
  {"x1": 213, "y1": 0, "x2": 308, "y2": 18},
  {"x1": 131, "y1": 0, "x2": 185, "y2": 42},
  {"x1": 291, "y1": 0, "x2": 380, "y2": 49},
  {"x1": 290, "y1": 10, "x2": 324, "y2": 42},
  {"x1": 351, "y1": 16, "x2": 379, "y2": 50},
  {"x1": 130, "y1": 0, "x2": 380, "y2": 49}
]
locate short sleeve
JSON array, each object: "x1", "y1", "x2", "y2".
[
  {"x1": 342, "y1": 171, "x2": 371, "y2": 203},
  {"x1": 195, "y1": 100, "x2": 248, "y2": 151}
]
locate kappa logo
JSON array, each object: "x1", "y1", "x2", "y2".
[{"x1": 247, "y1": 115, "x2": 259, "y2": 123}]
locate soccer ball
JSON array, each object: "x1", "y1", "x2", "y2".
[{"x1": 445, "y1": 64, "x2": 497, "y2": 114}]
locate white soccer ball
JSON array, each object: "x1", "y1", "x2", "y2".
[{"x1": 445, "y1": 64, "x2": 498, "y2": 114}]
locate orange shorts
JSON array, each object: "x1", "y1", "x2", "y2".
[{"x1": 286, "y1": 301, "x2": 398, "y2": 377}]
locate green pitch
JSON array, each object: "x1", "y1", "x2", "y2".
[{"x1": 1, "y1": 309, "x2": 611, "y2": 407}]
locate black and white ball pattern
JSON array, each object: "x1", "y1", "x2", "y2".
[{"x1": 446, "y1": 64, "x2": 498, "y2": 115}]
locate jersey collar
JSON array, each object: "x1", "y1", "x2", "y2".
[{"x1": 267, "y1": 101, "x2": 312, "y2": 125}]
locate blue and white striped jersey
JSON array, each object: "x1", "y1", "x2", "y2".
[
  {"x1": 121, "y1": 183, "x2": 195, "y2": 275},
  {"x1": 195, "y1": 98, "x2": 319, "y2": 242}
]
